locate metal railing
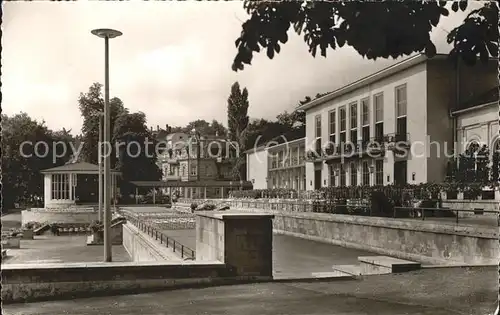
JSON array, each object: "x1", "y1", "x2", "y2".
[
  {"x1": 227, "y1": 199, "x2": 499, "y2": 225},
  {"x1": 124, "y1": 214, "x2": 195, "y2": 260}
]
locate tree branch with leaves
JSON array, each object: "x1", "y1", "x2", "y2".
[{"x1": 232, "y1": 1, "x2": 498, "y2": 71}]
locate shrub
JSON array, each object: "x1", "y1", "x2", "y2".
[
  {"x1": 190, "y1": 203, "x2": 198, "y2": 211},
  {"x1": 200, "y1": 204, "x2": 216, "y2": 211},
  {"x1": 23, "y1": 222, "x2": 35, "y2": 229},
  {"x1": 89, "y1": 221, "x2": 102, "y2": 233}
]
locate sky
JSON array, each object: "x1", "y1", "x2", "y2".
[{"x1": 2, "y1": 1, "x2": 481, "y2": 135}]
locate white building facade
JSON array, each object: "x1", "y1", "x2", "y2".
[
  {"x1": 299, "y1": 54, "x2": 497, "y2": 190},
  {"x1": 453, "y1": 89, "x2": 499, "y2": 155},
  {"x1": 246, "y1": 138, "x2": 306, "y2": 190}
]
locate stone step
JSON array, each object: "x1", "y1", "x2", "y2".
[
  {"x1": 331, "y1": 264, "x2": 362, "y2": 276},
  {"x1": 358, "y1": 256, "x2": 421, "y2": 275},
  {"x1": 273, "y1": 270, "x2": 353, "y2": 281}
]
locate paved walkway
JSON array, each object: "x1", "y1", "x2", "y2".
[
  {"x1": 2, "y1": 234, "x2": 131, "y2": 264},
  {"x1": 3, "y1": 266, "x2": 496, "y2": 315}
]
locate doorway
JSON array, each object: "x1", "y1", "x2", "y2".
[
  {"x1": 314, "y1": 169, "x2": 322, "y2": 190},
  {"x1": 394, "y1": 161, "x2": 407, "y2": 186}
]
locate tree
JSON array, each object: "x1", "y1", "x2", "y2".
[
  {"x1": 113, "y1": 112, "x2": 162, "y2": 196},
  {"x1": 78, "y1": 82, "x2": 127, "y2": 165},
  {"x1": 1, "y1": 113, "x2": 73, "y2": 209},
  {"x1": 231, "y1": 1, "x2": 498, "y2": 71},
  {"x1": 174, "y1": 119, "x2": 227, "y2": 136},
  {"x1": 227, "y1": 82, "x2": 250, "y2": 180}
]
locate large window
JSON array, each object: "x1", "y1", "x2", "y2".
[
  {"x1": 51, "y1": 174, "x2": 70, "y2": 200},
  {"x1": 339, "y1": 106, "x2": 347, "y2": 149},
  {"x1": 361, "y1": 98, "x2": 370, "y2": 146},
  {"x1": 374, "y1": 93, "x2": 384, "y2": 143},
  {"x1": 349, "y1": 102, "x2": 358, "y2": 143},
  {"x1": 315, "y1": 115, "x2": 322, "y2": 154},
  {"x1": 350, "y1": 162, "x2": 358, "y2": 186},
  {"x1": 340, "y1": 164, "x2": 346, "y2": 186},
  {"x1": 328, "y1": 110, "x2": 336, "y2": 144},
  {"x1": 329, "y1": 164, "x2": 336, "y2": 187},
  {"x1": 395, "y1": 85, "x2": 407, "y2": 141},
  {"x1": 375, "y1": 160, "x2": 384, "y2": 185},
  {"x1": 190, "y1": 163, "x2": 197, "y2": 176},
  {"x1": 362, "y1": 161, "x2": 370, "y2": 186}
]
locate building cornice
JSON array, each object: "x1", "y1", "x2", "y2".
[{"x1": 451, "y1": 101, "x2": 498, "y2": 116}]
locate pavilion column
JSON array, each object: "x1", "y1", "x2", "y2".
[
  {"x1": 68, "y1": 173, "x2": 74, "y2": 201},
  {"x1": 153, "y1": 187, "x2": 156, "y2": 204},
  {"x1": 221, "y1": 186, "x2": 224, "y2": 198},
  {"x1": 204, "y1": 186, "x2": 207, "y2": 199},
  {"x1": 135, "y1": 187, "x2": 139, "y2": 204}
]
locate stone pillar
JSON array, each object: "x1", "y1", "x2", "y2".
[
  {"x1": 196, "y1": 212, "x2": 274, "y2": 279},
  {"x1": 68, "y1": 173, "x2": 73, "y2": 201}
]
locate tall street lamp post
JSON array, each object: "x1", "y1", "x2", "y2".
[
  {"x1": 91, "y1": 28, "x2": 122, "y2": 262},
  {"x1": 98, "y1": 112, "x2": 104, "y2": 222}
]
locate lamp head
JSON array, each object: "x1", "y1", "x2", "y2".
[{"x1": 91, "y1": 28, "x2": 123, "y2": 39}]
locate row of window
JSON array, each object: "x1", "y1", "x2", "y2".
[
  {"x1": 51, "y1": 174, "x2": 71, "y2": 200},
  {"x1": 329, "y1": 160, "x2": 384, "y2": 186},
  {"x1": 315, "y1": 85, "x2": 407, "y2": 152}
]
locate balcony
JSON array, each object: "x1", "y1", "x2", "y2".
[
  {"x1": 269, "y1": 155, "x2": 306, "y2": 170},
  {"x1": 385, "y1": 133, "x2": 411, "y2": 151}
]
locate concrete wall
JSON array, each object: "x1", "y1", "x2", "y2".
[
  {"x1": 246, "y1": 149, "x2": 268, "y2": 189},
  {"x1": 266, "y1": 209, "x2": 496, "y2": 265},
  {"x1": 21, "y1": 209, "x2": 98, "y2": 225},
  {"x1": 122, "y1": 223, "x2": 182, "y2": 262},
  {"x1": 2, "y1": 261, "x2": 233, "y2": 303},
  {"x1": 196, "y1": 212, "x2": 274, "y2": 278},
  {"x1": 219, "y1": 199, "x2": 498, "y2": 265}
]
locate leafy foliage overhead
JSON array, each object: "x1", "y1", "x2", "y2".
[{"x1": 232, "y1": 1, "x2": 498, "y2": 71}]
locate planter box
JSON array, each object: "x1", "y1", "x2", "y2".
[{"x1": 21, "y1": 229, "x2": 34, "y2": 240}]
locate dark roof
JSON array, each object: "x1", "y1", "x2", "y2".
[
  {"x1": 130, "y1": 180, "x2": 253, "y2": 188},
  {"x1": 458, "y1": 86, "x2": 499, "y2": 111},
  {"x1": 41, "y1": 162, "x2": 120, "y2": 174}
]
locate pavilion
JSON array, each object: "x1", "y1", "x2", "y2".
[{"x1": 40, "y1": 162, "x2": 121, "y2": 209}]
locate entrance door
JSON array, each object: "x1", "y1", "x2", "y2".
[
  {"x1": 394, "y1": 161, "x2": 407, "y2": 186},
  {"x1": 314, "y1": 169, "x2": 322, "y2": 190}
]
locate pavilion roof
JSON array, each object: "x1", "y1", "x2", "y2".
[{"x1": 40, "y1": 162, "x2": 120, "y2": 174}]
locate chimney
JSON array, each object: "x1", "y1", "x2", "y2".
[
  {"x1": 165, "y1": 124, "x2": 169, "y2": 131},
  {"x1": 157, "y1": 125, "x2": 159, "y2": 131},
  {"x1": 150, "y1": 126, "x2": 153, "y2": 132}
]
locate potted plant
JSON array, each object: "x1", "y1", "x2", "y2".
[
  {"x1": 22, "y1": 222, "x2": 35, "y2": 240},
  {"x1": 190, "y1": 203, "x2": 198, "y2": 212},
  {"x1": 89, "y1": 221, "x2": 103, "y2": 243}
]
